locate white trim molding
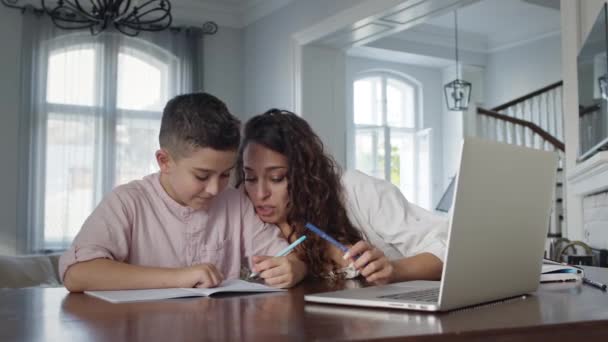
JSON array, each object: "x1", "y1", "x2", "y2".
[
  {"x1": 568, "y1": 152, "x2": 608, "y2": 196},
  {"x1": 567, "y1": 151, "x2": 608, "y2": 248}
]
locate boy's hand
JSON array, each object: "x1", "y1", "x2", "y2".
[
  {"x1": 252, "y1": 254, "x2": 307, "y2": 288},
  {"x1": 180, "y1": 263, "x2": 224, "y2": 288},
  {"x1": 347, "y1": 240, "x2": 394, "y2": 285}
]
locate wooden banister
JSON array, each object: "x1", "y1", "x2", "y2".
[
  {"x1": 477, "y1": 107, "x2": 565, "y2": 152},
  {"x1": 492, "y1": 81, "x2": 563, "y2": 112},
  {"x1": 579, "y1": 103, "x2": 601, "y2": 117}
]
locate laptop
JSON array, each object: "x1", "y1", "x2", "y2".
[{"x1": 305, "y1": 137, "x2": 558, "y2": 312}]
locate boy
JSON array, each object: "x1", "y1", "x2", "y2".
[{"x1": 60, "y1": 93, "x2": 307, "y2": 292}]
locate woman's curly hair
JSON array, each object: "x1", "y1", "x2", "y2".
[{"x1": 236, "y1": 109, "x2": 362, "y2": 278}]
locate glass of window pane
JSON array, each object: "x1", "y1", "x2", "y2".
[
  {"x1": 390, "y1": 131, "x2": 415, "y2": 203},
  {"x1": 387, "y1": 78, "x2": 415, "y2": 128},
  {"x1": 355, "y1": 128, "x2": 385, "y2": 180},
  {"x1": 47, "y1": 47, "x2": 97, "y2": 106},
  {"x1": 115, "y1": 117, "x2": 161, "y2": 185},
  {"x1": 354, "y1": 77, "x2": 383, "y2": 125},
  {"x1": 44, "y1": 113, "x2": 97, "y2": 245},
  {"x1": 117, "y1": 48, "x2": 167, "y2": 111}
]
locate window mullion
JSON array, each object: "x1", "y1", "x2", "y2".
[
  {"x1": 100, "y1": 34, "x2": 120, "y2": 199},
  {"x1": 382, "y1": 76, "x2": 390, "y2": 181},
  {"x1": 413, "y1": 130, "x2": 419, "y2": 204}
]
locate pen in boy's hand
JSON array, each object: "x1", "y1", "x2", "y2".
[{"x1": 249, "y1": 235, "x2": 307, "y2": 279}]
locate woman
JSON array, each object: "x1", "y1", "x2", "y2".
[{"x1": 237, "y1": 109, "x2": 447, "y2": 285}]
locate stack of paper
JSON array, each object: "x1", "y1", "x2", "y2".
[{"x1": 541, "y1": 259, "x2": 583, "y2": 283}]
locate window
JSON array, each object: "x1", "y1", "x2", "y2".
[
  {"x1": 352, "y1": 73, "x2": 431, "y2": 209},
  {"x1": 39, "y1": 35, "x2": 174, "y2": 250}
]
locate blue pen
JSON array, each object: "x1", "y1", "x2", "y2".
[
  {"x1": 304, "y1": 222, "x2": 349, "y2": 253},
  {"x1": 249, "y1": 235, "x2": 307, "y2": 279}
]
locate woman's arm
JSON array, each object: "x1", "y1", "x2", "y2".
[
  {"x1": 390, "y1": 252, "x2": 443, "y2": 282},
  {"x1": 348, "y1": 242, "x2": 442, "y2": 285}
]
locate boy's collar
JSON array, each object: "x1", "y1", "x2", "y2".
[{"x1": 151, "y1": 172, "x2": 199, "y2": 219}]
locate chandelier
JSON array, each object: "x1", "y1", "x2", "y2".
[
  {"x1": 2, "y1": 0, "x2": 217, "y2": 36},
  {"x1": 443, "y1": 9, "x2": 472, "y2": 111}
]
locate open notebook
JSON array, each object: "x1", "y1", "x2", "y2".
[{"x1": 85, "y1": 279, "x2": 284, "y2": 303}]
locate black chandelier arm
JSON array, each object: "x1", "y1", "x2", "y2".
[
  {"x1": 49, "y1": 11, "x2": 96, "y2": 29},
  {"x1": 2, "y1": 0, "x2": 23, "y2": 10},
  {"x1": 72, "y1": 0, "x2": 93, "y2": 18},
  {"x1": 1, "y1": 0, "x2": 41, "y2": 13},
  {"x1": 43, "y1": 0, "x2": 100, "y2": 22},
  {"x1": 1, "y1": 0, "x2": 218, "y2": 36},
  {"x1": 123, "y1": 8, "x2": 171, "y2": 26},
  {"x1": 138, "y1": 0, "x2": 170, "y2": 10},
  {"x1": 89, "y1": 0, "x2": 103, "y2": 13},
  {"x1": 114, "y1": 0, "x2": 132, "y2": 20},
  {"x1": 50, "y1": 5, "x2": 100, "y2": 25},
  {"x1": 133, "y1": 0, "x2": 169, "y2": 16},
  {"x1": 118, "y1": 0, "x2": 170, "y2": 24},
  {"x1": 115, "y1": 22, "x2": 141, "y2": 37}
]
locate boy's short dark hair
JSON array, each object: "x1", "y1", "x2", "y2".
[{"x1": 159, "y1": 93, "x2": 240, "y2": 158}]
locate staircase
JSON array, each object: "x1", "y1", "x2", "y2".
[{"x1": 475, "y1": 81, "x2": 565, "y2": 256}]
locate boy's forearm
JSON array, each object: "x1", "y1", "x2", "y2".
[
  {"x1": 390, "y1": 253, "x2": 443, "y2": 283},
  {"x1": 63, "y1": 258, "x2": 184, "y2": 292}
]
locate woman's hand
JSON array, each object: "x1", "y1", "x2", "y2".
[
  {"x1": 346, "y1": 241, "x2": 394, "y2": 285},
  {"x1": 252, "y1": 254, "x2": 307, "y2": 288}
]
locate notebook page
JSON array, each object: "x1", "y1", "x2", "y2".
[
  {"x1": 85, "y1": 280, "x2": 283, "y2": 303},
  {"x1": 85, "y1": 288, "x2": 199, "y2": 303},
  {"x1": 183, "y1": 279, "x2": 285, "y2": 295}
]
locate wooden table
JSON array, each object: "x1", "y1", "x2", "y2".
[{"x1": 2, "y1": 267, "x2": 608, "y2": 341}]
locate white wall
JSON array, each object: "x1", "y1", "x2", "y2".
[
  {"x1": 484, "y1": 34, "x2": 562, "y2": 108},
  {"x1": 301, "y1": 45, "x2": 347, "y2": 166},
  {"x1": 203, "y1": 26, "x2": 244, "y2": 119},
  {"x1": 0, "y1": 8, "x2": 23, "y2": 255},
  {"x1": 346, "y1": 56, "x2": 445, "y2": 206},
  {"x1": 243, "y1": 0, "x2": 367, "y2": 117}
]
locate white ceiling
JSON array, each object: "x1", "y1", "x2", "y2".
[
  {"x1": 394, "y1": 0, "x2": 561, "y2": 52},
  {"x1": 169, "y1": 0, "x2": 294, "y2": 28}
]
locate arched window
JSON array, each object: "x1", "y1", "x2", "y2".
[
  {"x1": 39, "y1": 34, "x2": 176, "y2": 249},
  {"x1": 351, "y1": 72, "x2": 431, "y2": 208}
]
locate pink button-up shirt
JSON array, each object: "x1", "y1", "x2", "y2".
[{"x1": 59, "y1": 173, "x2": 288, "y2": 281}]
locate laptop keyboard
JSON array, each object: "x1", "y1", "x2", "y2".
[{"x1": 378, "y1": 288, "x2": 439, "y2": 302}]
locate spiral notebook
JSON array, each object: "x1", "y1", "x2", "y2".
[{"x1": 85, "y1": 279, "x2": 284, "y2": 303}]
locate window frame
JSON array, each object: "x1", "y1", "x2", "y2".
[
  {"x1": 349, "y1": 71, "x2": 432, "y2": 208},
  {"x1": 34, "y1": 33, "x2": 175, "y2": 251}
]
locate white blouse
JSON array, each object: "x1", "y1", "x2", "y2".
[{"x1": 341, "y1": 170, "x2": 448, "y2": 263}]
